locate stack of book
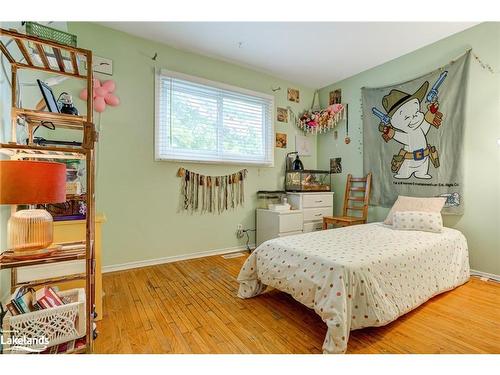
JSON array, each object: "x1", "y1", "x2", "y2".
[{"x1": 5, "y1": 285, "x2": 67, "y2": 316}]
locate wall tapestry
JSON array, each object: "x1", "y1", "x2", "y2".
[
  {"x1": 362, "y1": 51, "x2": 470, "y2": 214},
  {"x1": 177, "y1": 168, "x2": 247, "y2": 214}
]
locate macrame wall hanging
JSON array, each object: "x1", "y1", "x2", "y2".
[
  {"x1": 288, "y1": 90, "x2": 346, "y2": 135},
  {"x1": 177, "y1": 168, "x2": 248, "y2": 214}
]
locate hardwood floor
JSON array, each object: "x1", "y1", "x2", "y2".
[{"x1": 94, "y1": 253, "x2": 500, "y2": 354}]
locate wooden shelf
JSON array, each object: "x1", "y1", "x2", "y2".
[
  {"x1": 14, "y1": 108, "x2": 88, "y2": 130},
  {"x1": 0, "y1": 28, "x2": 91, "y2": 79},
  {"x1": 66, "y1": 194, "x2": 87, "y2": 201},
  {"x1": 11, "y1": 274, "x2": 87, "y2": 290},
  {"x1": 0, "y1": 143, "x2": 86, "y2": 159},
  {"x1": 0, "y1": 241, "x2": 86, "y2": 270}
]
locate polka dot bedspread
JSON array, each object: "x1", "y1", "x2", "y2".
[{"x1": 237, "y1": 222, "x2": 470, "y2": 353}]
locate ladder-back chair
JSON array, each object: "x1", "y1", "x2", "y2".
[{"x1": 322, "y1": 173, "x2": 372, "y2": 229}]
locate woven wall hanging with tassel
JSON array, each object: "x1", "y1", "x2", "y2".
[{"x1": 177, "y1": 168, "x2": 248, "y2": 214}]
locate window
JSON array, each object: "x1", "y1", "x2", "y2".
[{"x1": 155, "y1": 70, "x2": 274, "y2": 166}]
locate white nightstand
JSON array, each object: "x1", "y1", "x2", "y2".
[
  {"x1": 256, "y1": 209, "x2": 303, "y2": 247},
  {"x1": 287, "y1": 192, "x2": 334, "y2": 233}
]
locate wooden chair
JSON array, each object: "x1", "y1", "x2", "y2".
[{"x1": 322, "y1": 173, "x2": 372, "y2": 229}]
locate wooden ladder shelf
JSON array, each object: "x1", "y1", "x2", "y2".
[{"x1": 0, "y1": 27, "x2": 96, "y2": 354}]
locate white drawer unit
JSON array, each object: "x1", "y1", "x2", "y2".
[
  {"x1": 303, "y1": 222, "x2": 323, "y2": 233},
  {"x1": 302, "y1": 194, "x2": 334, "y2": 208},
  {"x1": 303, "y1": 207, "x2": 332, "y2": 222},
  {"x1": 256, "y1": 209, "x2": 303, "y2": 247},
  {"x1": 287, "y1": 192, "x2": 334, "y2": 233}
]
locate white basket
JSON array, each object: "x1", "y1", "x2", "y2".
[{"x1": 2, "y1": 288, "x2": 86, "y2": 353}]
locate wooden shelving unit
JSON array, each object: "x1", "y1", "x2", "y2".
[
  {"x1": 0, "y1": 146, "x2": 86, "y2": 160},
  {"x1": 0, "y1": 242, "x2": 86, "y2": 270},
  {"x1": 0, "y1": 28, "x2": 97, "y2": 354}
]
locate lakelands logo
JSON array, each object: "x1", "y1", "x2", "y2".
[{"x1": 1, "y1": 330, "x2": 49, "y2": 353}]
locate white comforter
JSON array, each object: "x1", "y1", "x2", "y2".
[{"x1": 237, "y1": 223, "x2": 469, "y2": 353}]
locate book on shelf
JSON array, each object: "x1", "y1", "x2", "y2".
[
  {"x1": 3, "y1": 285, "x2": 66, "y2": 316},
  {"x1": 34, "y1": 286, "x2": 64, "y2": 310},
  {"x1": 6, "y1": 301, "x2": 20, "y2": 316}
]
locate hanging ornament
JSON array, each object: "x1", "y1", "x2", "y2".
[
  {"x1": 344, "y1": 103, "x2": 351, "y2": 144},
  {"x1": 290, "y1": 103, "x2": 346, "y2": 135},
  {"x1": 289, "y1": 90, "x2": 346, "y2": 135}
]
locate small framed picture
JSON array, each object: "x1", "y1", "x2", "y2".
[
  {"x1": 330, "y1": 158, "x2": 342, "y2": 174},
  {"x1": 329, "y1": 89, "x2": 342, "y2": 105},
  {"x1": 37, "y1": 79, "x2": 60, "y2": 113},
  {"x1": 287, "y1": 88, "x2": 300, "y2": 103},
  {"x1": 277, "y1": 107, "x2": 288, "y2": 123},
  {"x1": 276, "y1": 133, "x2": 287, "y2": 148},
  {"x1": 295, "y1": 135, "x2": 312, "y2": 156}
]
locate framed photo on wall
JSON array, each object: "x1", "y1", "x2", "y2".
[
  {"x1": 276, "y1": 133, "x2": 287, "y2": 148},
  {"x1": 295, "y1": 135, "x2": 312, "y2": 156},
  {"x1": 330, "y1": 157, "x2": 342, "y2": 174},
  {"x1": 277, "y1": 107, "x2": 288, "y2": 122},
  {"x1": 287, "y1": 88, "x2": 300, "y2": 103},
  {"x1": 329, "y1": 89, "x2": 342, "y2": 105}
]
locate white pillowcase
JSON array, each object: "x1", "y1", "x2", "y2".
[
  {"x1": 392, "y1": 211, "x2": 443, "y2": 233},
  {"x1": 384, "y1": 195, "x2": 446, "y2": 225}
]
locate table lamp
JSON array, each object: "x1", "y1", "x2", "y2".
[{"x1": 0, "y1": 160, "x2": 66, "y2": 257}]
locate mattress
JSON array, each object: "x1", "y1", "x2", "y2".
[{"x1": 237, "y1": 222, "x2": 470, "y2": 353}]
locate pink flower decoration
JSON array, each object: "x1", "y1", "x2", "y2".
[{"x1": 79, "y1": 78, "x2": 120, "y2": 113}]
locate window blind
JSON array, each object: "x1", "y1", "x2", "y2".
[{"x1": 155, "y1": 70, "x2": 274, "y2": 166}]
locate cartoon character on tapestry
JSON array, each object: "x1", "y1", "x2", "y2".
[{"x1": 371, "y1": 71, "x2": 447, "y2": 179}]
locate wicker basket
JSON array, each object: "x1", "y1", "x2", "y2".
[
  {"x1": 25, "y1": 22, "x2": 77, "y2": 47},
  {"x1": 2, "y1": 288, "x2": 86, "y2": 353}
]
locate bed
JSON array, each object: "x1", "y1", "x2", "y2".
[{"x1": 237, "y1": 222, "x2": 470, "y2": 353}]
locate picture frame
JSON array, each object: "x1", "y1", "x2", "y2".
[
  {"x1": 276, "y1": 133, "x2": 287, "y2": 148},
  {"x1": 277, "y1": 107, "x2": 288, "y2": 123},
  {"x1": 329, "y1": 89, "x2": 342, "y2": 105},
  {"x1": 295, "y1": 135, "x2": 312, "y2": 156},
  {"x1": 287, "y1": 88, "x2": 300, "y2": 103},
  {"x1": 37, "y1": 79, "x2": 60, "y2": 113},
  {"x1": 330, "y1": 158, "x2": 342, "y2": 174}
]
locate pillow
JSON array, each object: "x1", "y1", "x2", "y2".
[
  {"x1": 384, "y1": 196, "x2": 446, "y2": 225},
  {"x1": 392, "y1": 211, "x2": 443, "y2": 233}
]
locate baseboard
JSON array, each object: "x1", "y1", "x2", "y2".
[
  {"x1": 102, "y1": 244, "x2": 254, "y2": 274},
  {"x1": 470, "y1": 269, "x2": 500, "y2": 282}
]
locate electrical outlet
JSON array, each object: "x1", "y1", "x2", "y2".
[{"x1": 236, "y1": 224, "x2": 244, "y2": 239}]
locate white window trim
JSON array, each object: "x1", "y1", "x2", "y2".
[{"x1": 154, "y1": 69, "x2": 275, "y2": 167}]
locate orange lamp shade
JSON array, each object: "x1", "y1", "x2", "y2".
[{"x1": 0, "y1": 160, "x2": 66, "y2": 205}]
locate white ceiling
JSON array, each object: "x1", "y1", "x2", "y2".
[{"x1": 99, "y1": 22, "x2": 477, "y2": 88}]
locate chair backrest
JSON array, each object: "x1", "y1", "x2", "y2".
[{"x1": 342, "y1": 173, "x2": 372, "y2": 220}]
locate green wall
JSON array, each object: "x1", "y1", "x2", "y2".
[
  {"x1": 318, "y1": 22, "x2": 500, "y2": 275},
  {"x1": 65, "y1": 23, "x2": 317, "y2": 267}
]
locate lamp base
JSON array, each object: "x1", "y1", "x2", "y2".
[{"x1": 8, "y1": 209, "x2": 54, "y2": 254}]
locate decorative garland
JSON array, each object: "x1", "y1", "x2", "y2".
[
  {"x1": 289, "y1": 103, "x2": 345, "y2": 135},
  {"x1": 177, "y1": 168, "x2": 248, "y2": 214}
]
